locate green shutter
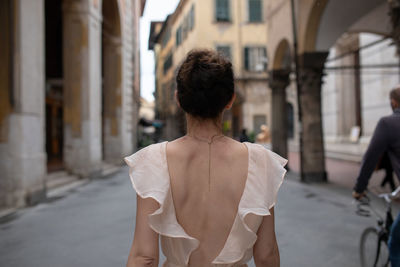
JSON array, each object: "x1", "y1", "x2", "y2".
[
  {"x1": 216, "y1": 0, "x2": 229, "y2": 21},
  {"x1": 249, "y1": 0, "x2": 262, "y2": 22},
  {"x1": 190, "y1": 5, "x2": 195, "y2": 30},
  {"x1": 263, "y1": 47, "x2": 267, "y2": 70},
  {"x1": 244, "y1": 47, "x2": 249, "y2": 70}
]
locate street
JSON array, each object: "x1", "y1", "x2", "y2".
[{"x1": 0, "y1": 167, "x2": 397, "y2": 267}]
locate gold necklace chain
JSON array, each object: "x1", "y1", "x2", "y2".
[{"x1": 186, "y1": 134, "x2": 225, "y2": 191}]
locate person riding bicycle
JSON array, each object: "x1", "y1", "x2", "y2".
[{"x1": 353, "y1": 86, "x2": 400, "y2": 266}]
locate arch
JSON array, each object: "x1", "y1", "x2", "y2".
[
  {"x1": 303, "y1": 0, "x2": 329, "y2": 52},
  {"x1": 272, "y1": 39, "x2": 292, "y2": 70},
  {"x1": 101, "y1": 0, "x2": 122, "y2": 38},
  {"x1": 303, "y1": 0, "x2": 388, "y2": 52}
]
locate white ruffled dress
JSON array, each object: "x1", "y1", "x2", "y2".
[{"x1": 124, "y1": 141, "x2": 287, "y2": 267}]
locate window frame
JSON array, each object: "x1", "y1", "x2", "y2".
[
  {"x1": 215, "y1": 0, "x2": 231, "y2": 23},
  {"x1": 163, "y1": 53, "x2": 173, "y2": 74},
  {"x1": 176, "y1": 26, "x2": 182, "y2": 47},
  {"x1": 248, "y1": 0, "x2": 263, "y2": 23},
  {"x1": 216, "y1": 44, "x2": 232, "y2": 61},
  {"x1": 243, "y1": 46, "x2": 268, "y2": 72},
  {"x1": 189, "y1": 4, "x2": 195, "y2": 30}
]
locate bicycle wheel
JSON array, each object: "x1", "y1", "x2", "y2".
[{"x1": 360, "y1": 227, "x2": 390, "y2": 267}]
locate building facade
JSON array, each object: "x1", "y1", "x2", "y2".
[
  {"x1": 0, "y1": 0, "x2": 145, "y2": 209},
  {"x1": 265, "y1": 0, "x2": 400, "y2": 181},
  {"x1": 149, "y1": 0, "x2": 271, "y2": 140},
  {"x1": 150, "y1": 0, "x2": 400, "y2": 183}
]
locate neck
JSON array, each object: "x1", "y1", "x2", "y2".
[{"x1": 186, "y1": 114, "x2": 224, "y2": 139}]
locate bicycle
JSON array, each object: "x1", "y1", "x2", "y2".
[{"x1": 356, "y1": 187, "x2": 400, "y2": 267}]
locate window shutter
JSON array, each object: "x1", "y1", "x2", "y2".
[
  {"x1": 190, "y1": 5, "x2": 195, "y2": 30},
  {"x1": 217, "y1": 45, "x2": 231, "y2": 60},
  {"x1": 244, "y1": 47, "x2": 249, "y2": 70},
  {"x1": 216, "y1": 0, "x2": 229, "y2": 21},
  {"x1": 249, "y1": 0, "x2": 262, "y2": 22},
  {"x1": 263, "y1": 47, "x2": 267, "y2": 70},
  {"x1": 223, "y1": 0, "x2": 229, "y2": 20}
]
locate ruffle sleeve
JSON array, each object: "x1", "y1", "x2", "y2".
[
  {"x1": 123, "y1": 143, "x2": 170, "y2": 204},
  {"x1": 240, "y1": 143, "x2": 288, "y2": 217},
  {"x1": 264, "y1": 147, "x2": 288, "y2": 210}
]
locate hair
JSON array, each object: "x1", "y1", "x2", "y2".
[
  {"x1": 390, "y1": 86, "x2": 400, "y2": 104},
  {"x1": 176, "y1": 49, "x2": 234, "y2": 119}
]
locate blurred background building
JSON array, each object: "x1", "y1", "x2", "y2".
[
  {"x1": 266, "y1": 0, "x2": 400, "y2": 182},
  {"x1": 149, "y1": 0, "x2": 400, "y2": 183},
  {"x1": 0, "y1": 0, "x2": 146, "y2": 209},
  {"x1": 149, "y1": 0, "x2": 271, "y2": 140}
]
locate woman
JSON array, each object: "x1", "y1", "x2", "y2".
[{"x1": 124, "y1": 49, "x2": 287, "y2": 267}]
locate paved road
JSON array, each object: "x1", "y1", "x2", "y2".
[{"x1": 0, "y1": 168, "x2": 397, "y2": 267}]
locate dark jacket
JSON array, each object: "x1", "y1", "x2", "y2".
[{"x1": 354, "y1": 108, "x2": 400, "y2": 193}]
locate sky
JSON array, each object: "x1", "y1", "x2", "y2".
[{"x1": 140, "y1": 0, "x2": 180, "y2": 102}]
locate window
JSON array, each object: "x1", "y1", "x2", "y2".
[
  {"x1": 162, "y1": 29, "x2": 171, "y2": 47},
  {"x1": 189, "y1": 5, "x2": 195, "y2": 30},
  {"x1": 248, "y1": 0, "x2": 262, "y2": 22},
  {"x1": 163, "y1": 53, "x2": 173, "y2": 74},
  {"x1": 176, "y1": 26, "x2": 182, "y2": 46},
  {"x1": 183, "y1": 16, "x2": 188, "y2": 40},
  {"x1": 244, "y1": 47, "x2": 267, "y2": 72},
  {"x1": 215, "y1": 0, "x2": 230, "y2": 22},
  {"x1": 216, "y1": 45, "x2": 232, "y2": 61}
]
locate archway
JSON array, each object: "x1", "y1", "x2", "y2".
[
  {"x1": 45, "y1": 0, "x2": 64, "y2": 172},
  {"x1": 101, "y1": 0, "x2": 123, "y2": 162},
  {"x1": 269, "y1": 39, "x2": 292, "y2": 158},
  {"x1": 295, "y1": 0, "x2": 393, "y2": 182},
  {"x1": 303, "y1": 0, "x2": 386, "y2": 52},
  {"x1": 272, "y1": 39, "x2": 292, "y2": 70}
]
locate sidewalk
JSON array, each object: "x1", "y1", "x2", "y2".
[{"x1": 288, "y1": 151, "x2": 399, "y2": 194}]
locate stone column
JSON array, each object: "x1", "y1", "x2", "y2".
[
  {"x1": 299, "y1": 52, "x2": 329, "y2": 182},
  {"x1": 63, "y1": 1, "x2": 102, "y2": 177},
  {"x1": 102, "y1": 35, "x2": 124, "y2": 163},
  {"x1": 268, "y1": 70, "x2": 290, "y2": 159},
  {"x1": 0, "y1": 0, "x2": 46, "y2": 208},
  {"x1": 389, "y1": 0, "x2": 400, "y2": 55}
]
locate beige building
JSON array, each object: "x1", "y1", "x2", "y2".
[
  {"x1": 0, "y1": 0, "x2": 145, "y2": 209},
  {"x1": 149, "y1": 0, "x2": 271, "y2": 140}
]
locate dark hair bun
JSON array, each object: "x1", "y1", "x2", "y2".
[{"x1": 176, "y1": 49, "x2": 234, "y2": 119}]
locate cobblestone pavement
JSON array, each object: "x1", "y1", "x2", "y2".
[{"x1": 0, "y1": 167, "x2": 398, "y2": 267}]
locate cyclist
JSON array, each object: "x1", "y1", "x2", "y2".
[{"x1": 353, "y1": 85, "x2": 400, "y2": 266}]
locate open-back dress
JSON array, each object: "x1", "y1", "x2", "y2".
[{"x1": 124, "y1": 141, "x2": 287, "y2": 267}]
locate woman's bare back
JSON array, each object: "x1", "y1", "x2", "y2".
[{"x1": 166, "y1": 136, "x2": 249, "y2": 266}]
